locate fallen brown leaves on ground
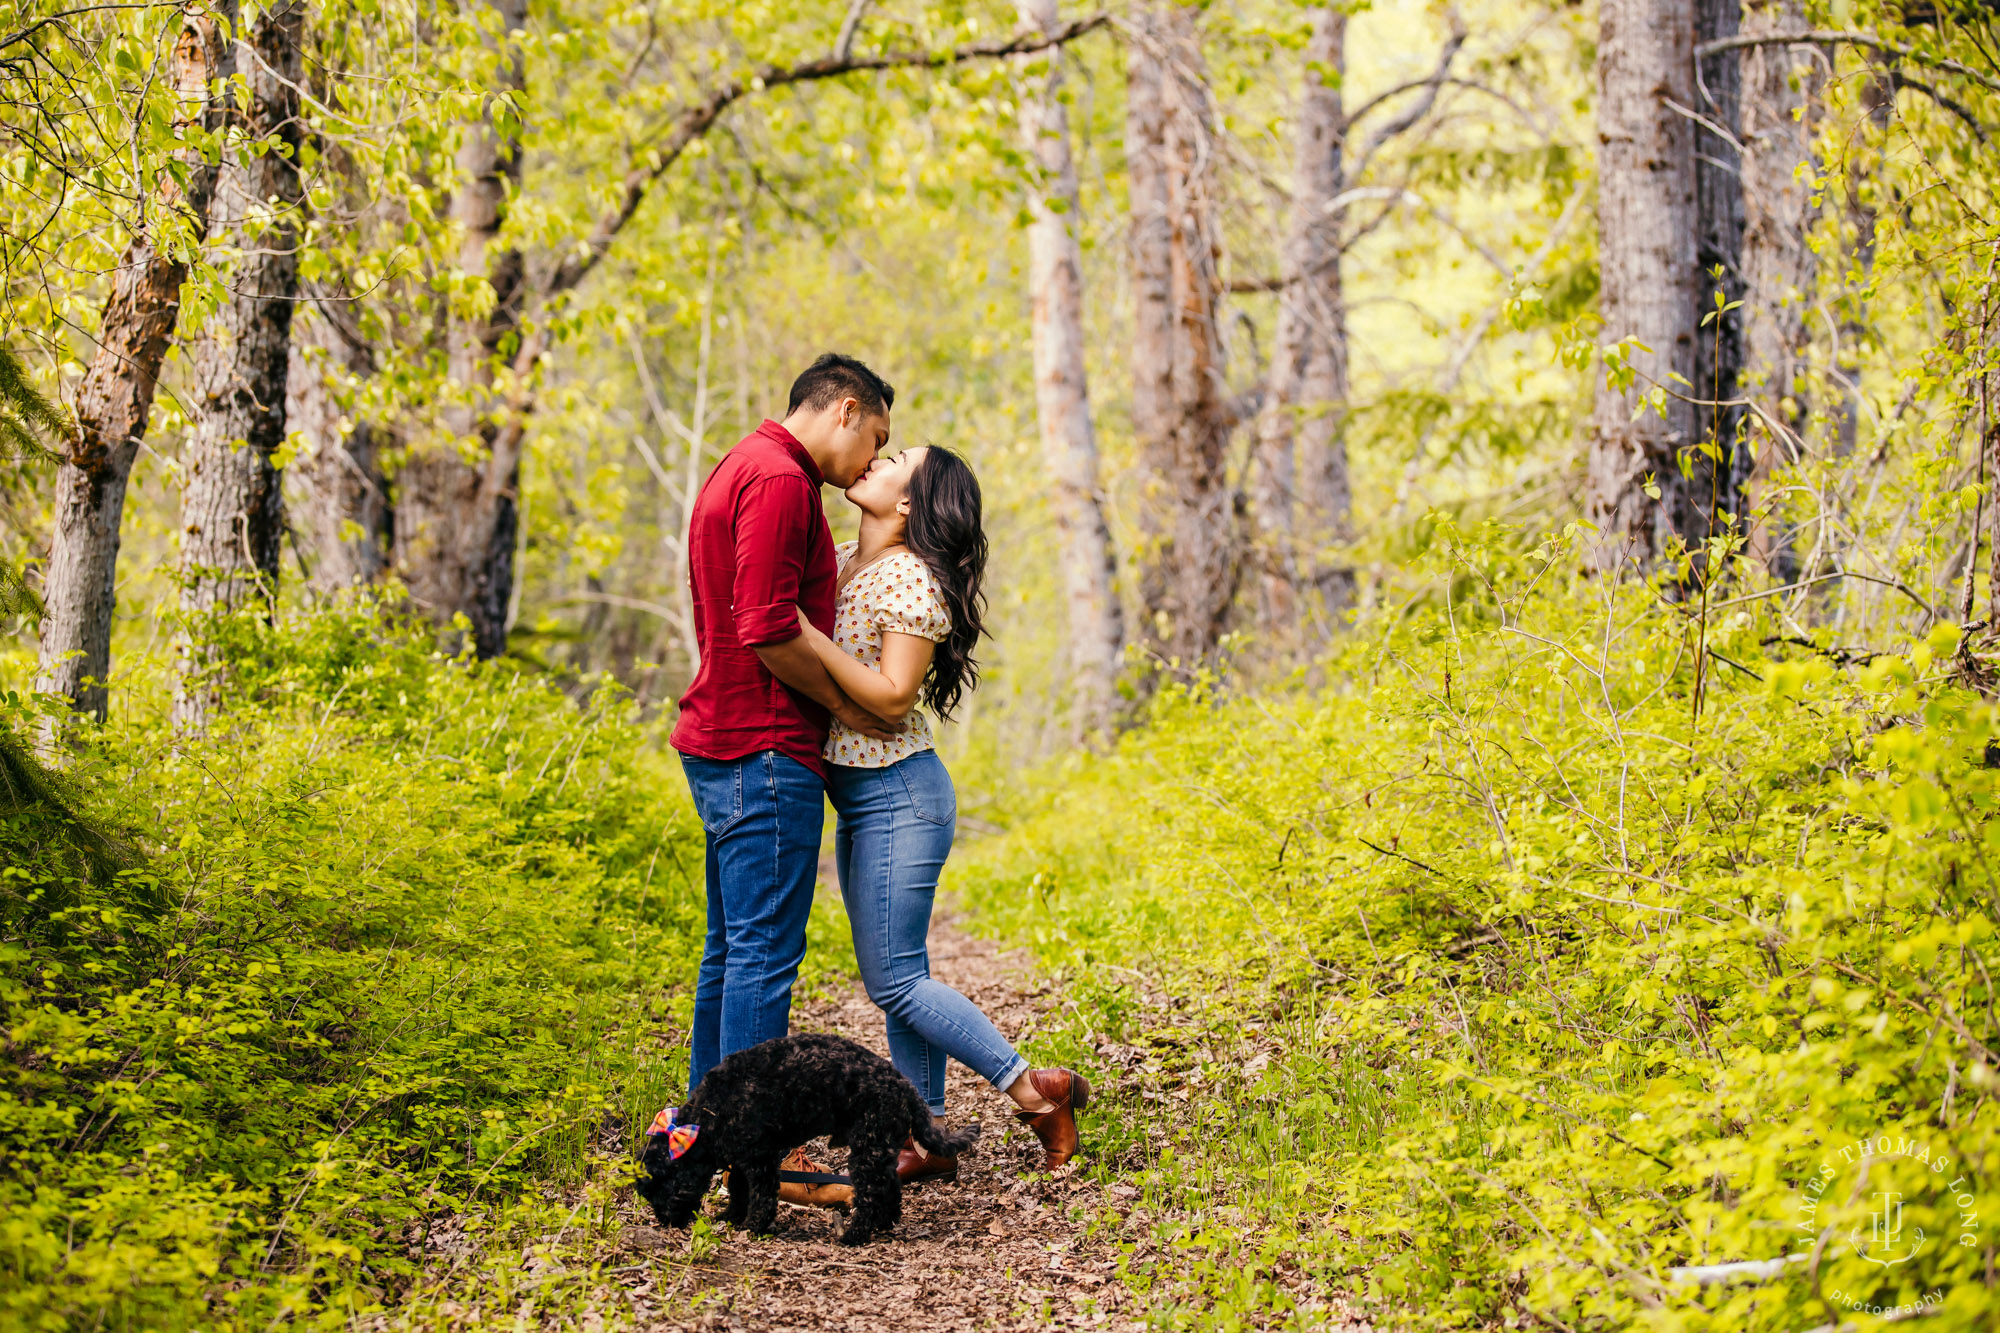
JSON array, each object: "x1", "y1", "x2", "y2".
[
  {"x1": 617, "y1": 922, "x2": 1146, "y2": 1331},
  {"x1": 379, "y1": 921, "x2": 1381, "y2": 1331}
]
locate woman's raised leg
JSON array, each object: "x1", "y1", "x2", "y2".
[{"x1": 830, "y1": 752, "x2": 1092, "y2": 1169}]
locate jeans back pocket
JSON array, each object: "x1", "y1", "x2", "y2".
[{"x1": 895, "y1": 752, "x2": 957, "y2": 827}]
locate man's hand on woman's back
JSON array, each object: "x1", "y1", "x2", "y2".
[{"x1": 750, "y1": 637, "x2": 900, "y2": 741}]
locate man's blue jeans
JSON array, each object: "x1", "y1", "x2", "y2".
[
  {"x1": 681, "y1": 751, "x2": 824, "y2": 1094},
  {"x1": 828, "y1": 750, "x2": 1028, "y2": 1114}
]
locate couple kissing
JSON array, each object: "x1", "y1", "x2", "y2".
[{"x1": 668, "y1": 353, "x2": 1090, "y2": 1201}]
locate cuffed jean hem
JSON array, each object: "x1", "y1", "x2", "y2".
[{"x1": 986, "y1": 1053, "x2": 1030, "y2": 1098}]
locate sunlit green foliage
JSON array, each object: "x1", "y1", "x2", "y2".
[
  {"x1": 1, "y1": 604, "x2": 753, "y2": 1329},
  {"x1": 953, "y1": 522, "x2": 1999, "y2": 1329},
  {"x1": 5, "y1": 0, "x2": 2000, "y2": 1326}
]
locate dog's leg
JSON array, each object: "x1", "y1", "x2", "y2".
[
  {"x1": 740, "y1": 1156, "x2": 782, "y2": 1236},
  {"x1": 839, "y1": 1134, "x2": 901, "y2": 1246},
  {"x1": 719, "y1": 1166, "x2": 749, "y2": 1227}
]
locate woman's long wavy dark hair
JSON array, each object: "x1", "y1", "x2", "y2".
[{"x1": 904, "y1": 446, "x2": 987, "y2": 721}]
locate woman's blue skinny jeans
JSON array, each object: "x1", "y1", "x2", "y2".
[{"x1": 828, "y1": 749, "x2": 1028, "y2": 1115}]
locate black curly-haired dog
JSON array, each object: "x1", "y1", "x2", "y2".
[{"x1": 635, "y1": 1033, "x2": 979, "y2": 1245}]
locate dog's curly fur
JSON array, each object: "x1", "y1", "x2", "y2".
[{"x1": 635, "y1": 1033, "x2": 979, "y2": 1245}]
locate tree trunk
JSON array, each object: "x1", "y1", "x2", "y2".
[
  {"x1": 1160, "y1": 5, "x2": 1238, "y2": 667},
  {"x1": 1017, "y1": 0, "x2": 1123, "y2": 739},
  {"x1": 286, "y1": 287, "x2": 392, "y2": 592},
  {"x1": 393, "y1": 0, "x2": 528, "y2": 659},
  {"x1": 1128, "y1": 1, "x2": 1238, "y2": 669},
  {"x1": 1737, "y1": 3, "x2": 1820, "y2": 579},
  {"x1": 34, "y1": 5, "x2": 227, "y2": 719},
  {"x1": 1588, "y1": 0, "x2": 1700, "y2": 568},
  {"x1": 1254, "y1": 4, "x2": 1352, "y2": 637},
  {"x1": 1689, "y1": 0, "x2": 1745, "y2": 571},
  {"x1": 1126, "y1": 2, "x2": 1176, "y2": 645},
  {"x1": 173, "y1": 0, "x2": 307, "y2": 730},
  {"x1": 1986, "y1": 350, "x2": 2000, "y2": 629},
  {"x1": 1987, "y1": 360, "x2": 2000, "y2": 629}
]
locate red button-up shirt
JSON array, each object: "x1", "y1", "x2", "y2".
[{"x1": 670, "y1": 420, "x2": 838, "y2": 778}]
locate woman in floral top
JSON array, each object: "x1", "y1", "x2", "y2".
[{"x1": 793, "y1": 446, "x2": 1092, "y2": 1180}]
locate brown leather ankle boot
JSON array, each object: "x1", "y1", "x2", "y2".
[
  {"x1": 896, "y1": 1134, "x2": 960, "y2": 1184},
  {"x1": 1014, "y1": 1068, "x2": 1091, "y2": 1169}
]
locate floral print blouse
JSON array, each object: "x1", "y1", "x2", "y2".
[{"x1": 823, "y1": 541, "x2": 953, "y2": 768}]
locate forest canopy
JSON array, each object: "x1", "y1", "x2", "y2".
[{"x1": 3, "y1": 0, "x2": 1999, "y2": 1328}]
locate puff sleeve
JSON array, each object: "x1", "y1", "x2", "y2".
[{"x1": 870, "y1": 553, "x2": 953, "y2": 643}]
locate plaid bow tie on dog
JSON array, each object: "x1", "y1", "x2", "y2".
[{"x1": 647, "y1": 1106, "x2": 699, "y2": 1160}]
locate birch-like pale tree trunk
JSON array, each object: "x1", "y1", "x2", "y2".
[
  {"x1": 394, "y1": 0, "x2": 528, "y2": 659},
  {"x1": 1017, "y1": 0, "x2": 1122, "y2": 738},
  {"x1": 1128, "y1": 1, "x2": 1237, "y2": 670},
  {"x1": 286, "y1": 288, "x2": 392, "y2": 592},
  {"x1": 35, "y1": 5, "x2": 227, "y2": 719},
  {"x1": 173, "y1": 0, "x2": 307, "y2": 730},
  {"x1": 1737, "y1": 2, "x2": 1821, "y2": 579},
  {"x1": 1254, "y1": 4, "x2": 1351, "y2": 636},
  {"x1": 1589, "y1": 0, "x2": 1700, "y2": 567},
  {"x1": 1126, "y1": 3, "x2": 1176, "y2": 639}
]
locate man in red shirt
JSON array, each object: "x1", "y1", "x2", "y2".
[{"x1": 672, "y1": 354, "x2": 897, "y2": 1097}]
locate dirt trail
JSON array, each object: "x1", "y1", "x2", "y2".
[{"x1": 610, "y1": 920, "x2": 1145, "y2": 1331}]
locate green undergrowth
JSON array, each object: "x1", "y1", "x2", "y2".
[
  {"x1": 951, "y1": 522, "x2": 2000, "y2": 1331},
  {"x1": 0, "y1": 601, "x2": 848, "y2": 1331}
]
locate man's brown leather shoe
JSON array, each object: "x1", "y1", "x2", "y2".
[
  {"x1": 896, "y1": 1134, "x2": 960, "y2": 1185},
  {"x1": 745, "y1": 1147, "x2": 851, "y2": 1211},
  {"x1": 1014, "y1": 1067, "x2": 1091, "y2": 1170}
]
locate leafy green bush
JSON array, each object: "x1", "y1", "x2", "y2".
[
  {"x1": 2, "y1": 603, "x2": 727, "y2": 1329},
  {"x1": 952, "y1": 522, "x2": 1998, "y2": 1331}
]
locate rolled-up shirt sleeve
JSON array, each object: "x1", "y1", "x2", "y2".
[{"x1": 732, "y1": 474, "x2": 817, "y2": 646}]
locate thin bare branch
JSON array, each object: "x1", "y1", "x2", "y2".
[
  {"x1": 833, "y1": 0, "x2": 870, "y2": 61},
  {"x1": 1345, "y1": 15, "x2": 1468, "y2": 186},
  {"x1": 0, "y1": 2, "x2": 167, "y2": 54},
  {"x1": 1890, "y1": 70, "x2": 1993, "y2": 141},
  {"x1": 1693, "y1": 29, "x2": 2000, "y2": 96},
  {"x1": 543, "y1": 12, "x2": 1113, "y2": 300}
]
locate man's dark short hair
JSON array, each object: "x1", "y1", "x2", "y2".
[{"x1": 787, "y1": 353, "x2": 896, "y2": 418}]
